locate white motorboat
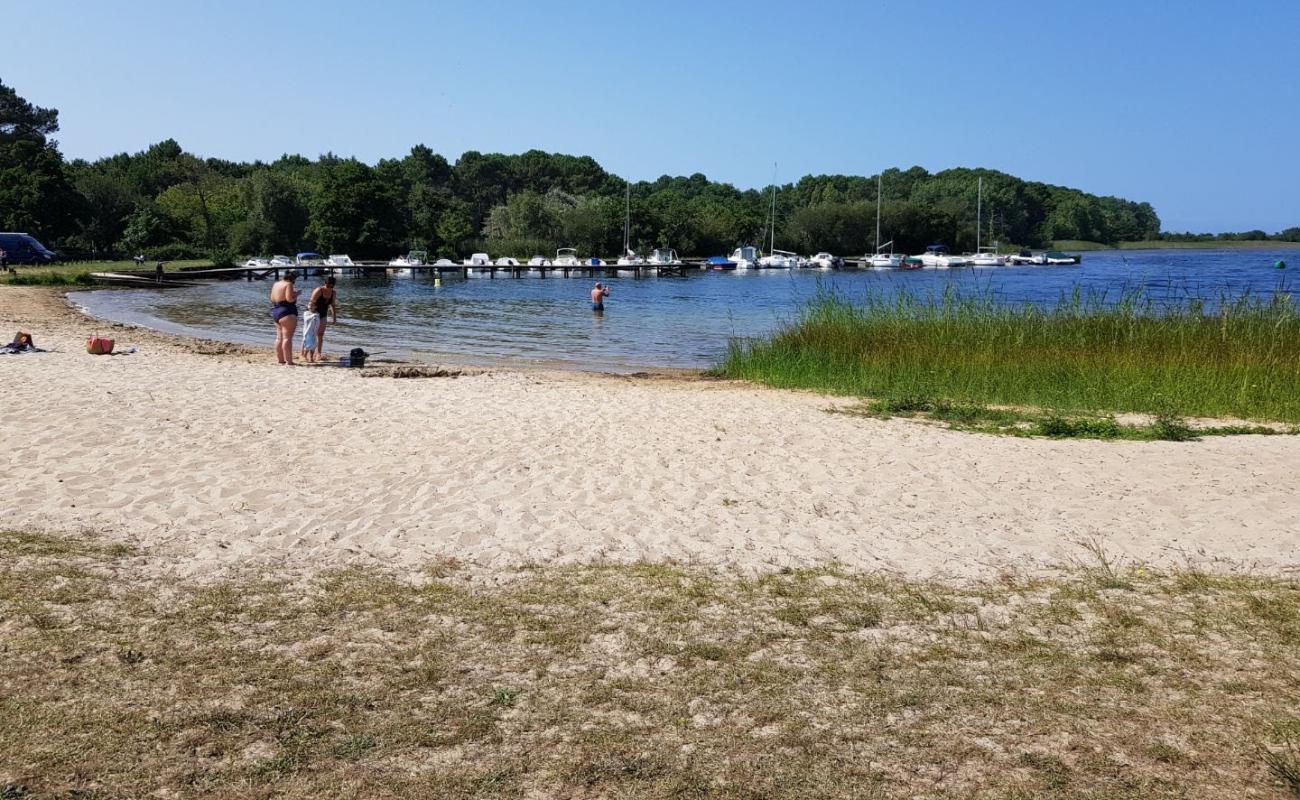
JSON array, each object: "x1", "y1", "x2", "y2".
[
  {"x1": 1007, "y1": 250, "x2": 1047, "y2": 265},
  {"x1": 270, "y1": 255, "x2": 294, "y2": 267},
  {"x1": 760, "y1": 249, "x2": 806, "y2": 268},
  {"x1": 528, "y1": 255, "x2": 551, "y2": 267},
  {"x1": 325, "y1": 254, "x2": 354, "y2": 267},
  {"x1": 968, "y1": 247, "x2": 1005, "y2": 266},
  {"x1": 494, "y1": 256, "x2": 520, "y2": 266},
  {"x1": 433, "y1": 258, "x2": 456, "y2": 266},
  {"x1": 1044, "y1": 250, "x2": 1081, "y2": 265},
  {"x1": 587, "y1": 256, "x2": 606, "y2": 267},
  {"x1": 868, "y1": 251, "x2": 904, "y2": 269},
  {"x1": 388, "y1": 250, "x2": 426, "y2": 276},
  {"x1": 243, "y1": 257, "x2": 271, "y2": 269},
  {"x1": 917, "y1": 245, "x2": 969, "y2": 268},
  {"x1": 294, "y1": 252, "x2": 326, "y2": 268},
  {"x1": 463, "y1": 252, "x2": 491, "y2": 267},
  {"x1": 616, "y1": 250, "x2": 645, "y2": 266},
  {"x1": 553, "y1": 248, "x2": 582, "y2": 267},
  {"x1": 729, "y1": 246, "x2": 760, "y2": 270},
  {"x1": 809, "y1": 252, "x2": 839, "y2": 270},
  {"x1": 647, "y1": 248, "x2": 681, "y2": 266}
]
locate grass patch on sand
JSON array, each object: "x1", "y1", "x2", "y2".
[
  {"x1": 3, "y1": 530, "x2": 1300, "y2": 798},
  {"x1": 836, "y1": 395, "x2": 1298, "y2": 441},
  {"x1": 0, "y1": 259, "x2": 213, "y2": 286},
  {"x1": 721, "y1": 289, "x2": 1300, "y2": 423}
]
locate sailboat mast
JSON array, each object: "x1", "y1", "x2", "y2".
[
  {"x1": 875, "y1": 173, "x2": 883, "y2": 253},
  {"x1": 624, "y1": 182, "x2": 630, "y2": 255},
  {"x1": 768, "y1": 162, "x2": 777, "y2": 254},
  {"x1": 976, "y1": 176, "x2": 982, "y2": 252}
]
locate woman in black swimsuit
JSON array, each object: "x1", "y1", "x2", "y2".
[
  {"x1": 270, "y1": 272, "x2": 300, "y2": 365},
  {"x1": 307, "y1": 276, "x2": 338, "y2": 362}
]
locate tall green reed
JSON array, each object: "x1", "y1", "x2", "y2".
[{"x1": 722, "y1": 286, "x2": 1300, "y2": 422}]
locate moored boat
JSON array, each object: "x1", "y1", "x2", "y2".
[
  {"x1": 729, "y1": 246, "x2": 759, "y2": 270},
  {"x1": 1007, "y1": 250, "x2": 1047, "y2": 265},
  {"x1": 387, "y1": 250, "x2": 427, "y2": 275},
  {"x1": 1044, "y1": 250, "x2": 1082, "y2": 265},
  {"x1": 553, "y1": 248, "x2": 581, "y2": 267}
]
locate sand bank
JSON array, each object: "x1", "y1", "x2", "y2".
[{"x1": 2, "y1": 286, "x2": 1297, "y2": 580}]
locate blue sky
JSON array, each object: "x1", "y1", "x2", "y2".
[{"x1": 8, "y1": 0, "x2": 1298, "y2": 232}]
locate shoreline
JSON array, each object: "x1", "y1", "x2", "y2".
[
  {"x1": 65, "y1": 284, "x2": 718, "y2": 378},
  {"x1": 4, "y1": 284, "x2": 1299, "y2": 584}
]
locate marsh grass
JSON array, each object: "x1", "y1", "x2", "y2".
[
  {"x1": 3, "y1": 530, "x2": 1300, "y2": 798},
  {"x1": 722, "y1": 288, "x2": 1300, "y2": 423}
]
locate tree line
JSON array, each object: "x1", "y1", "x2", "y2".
[{"x1": 0, "y1": 79, "x2": 1194, "y2": 265}]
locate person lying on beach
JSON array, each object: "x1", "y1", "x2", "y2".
[
  {"x1": 270, "y1": 273, "x2": 300, "y2": 366},
  {"x1": 591, "y1": 282, "x2": 610, "y2": 311},
  {"x1": 2, "y1": 331, "x2": 40, "y2": 354}
]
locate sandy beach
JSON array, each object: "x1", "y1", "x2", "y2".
[{"x1": 2, "y1": 285, "x2": 1298, "y2": 580}]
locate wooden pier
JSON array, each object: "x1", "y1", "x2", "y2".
[{"x1": 96, "y1": 260, "x2": 697, "y2": 284}]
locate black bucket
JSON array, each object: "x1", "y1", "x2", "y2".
[{"x1": 349, "y1": 347, "x2": 368, "y2": 368}]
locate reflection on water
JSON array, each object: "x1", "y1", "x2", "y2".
[{"x1": 71, "y1": 249, "x2": 1294, "y2": 371}]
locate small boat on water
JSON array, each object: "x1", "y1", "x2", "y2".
[
  {"x1": 1044, "y1": 250, "x2": 1081, "y2": 265},
  {"x1": 900, "y1": 256, "x2": 924, "y2": 270},
  {"x1": 809, "y1": 252, "x2": 842, "y2": 270},
  {"x1": 869, "y1": 175, "x2": 903, "y2": 268},
  {"x1": 1007, "y1": 249, "x2": 1046, "y2": 265},
  {"x1": 243, "y1": 257, "x2": 272, "y2": 269},
  {"x1": 705, "y1": 255, "x2": 737, "y2": 270},
  {"x1": 325, "y1": 254, "x2": 354, "y2": 268},
  {"x1": 647, "y1": 248, "x2": 682, "y2": 266},
  {"x1": 528, "y1": 255, "x2": 552, "y2": 268},
  {"x1": 554, "y1": 248, "x2": 582, "y2": 267},
  {"x1": 968, "y1": 246, "x2": 1005, "y2": 267},
  {"x1": 494, "y1": 256, "x2": 520, "y2": 267},
  {"x1": 729, "y1": 246, "x2": 760, "y2": 270},
  {"x1": 433, "y1": 258, "x2": 456, "y2": 266},
  {"x1": 388, "y1": 250, "x2": 427, "y2": 276},
  {"x1": 869, "y1": 252, "x2": 904, "y2": 268},
  {"x1": 463, "y1": 252, "x2": 491, "y2": 267},
  {"x1": 759, "y1": 249, "x2": 806, "y2": 268},
  {"x1": 294, "y1": 252, "x2": 327, "y2": 274},
  {"x1": 270, "y1": 254, "x2": 294, "y2": 268},
  {"x1": 918, "y1": 245, "x2": 968, "y2": 268},
  {"x1": 616, "y1": 250, "x2": 644, "y2": 266}
]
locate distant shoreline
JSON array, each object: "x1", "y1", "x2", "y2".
[{"x1": 1051, "y1": 239, "x2": 1300, "y2": 252}]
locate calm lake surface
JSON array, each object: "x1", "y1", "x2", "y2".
[{"x1": 72, "y1": 249, "x2": 1294, "y2": 371}]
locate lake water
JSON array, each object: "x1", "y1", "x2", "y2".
[{"x1": 71, "y1": 249, "x2": 1294, "y2": 371}]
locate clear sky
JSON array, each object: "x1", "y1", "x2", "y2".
[{"x1": 7, "y1": 0, "x2": 1298, "y2": 232}]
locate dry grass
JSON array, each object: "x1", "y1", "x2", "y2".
[{"x1": 2, "y1": 529, "x2": 1299, "y2": 798}]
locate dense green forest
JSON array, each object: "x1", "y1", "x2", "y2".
[{"x1": 8, "y1": 78, "x2": 1283, "y2": 265}]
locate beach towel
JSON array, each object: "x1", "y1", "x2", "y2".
[{"x1": 301, "y1": 310, "x2": 320, "y2": 351}]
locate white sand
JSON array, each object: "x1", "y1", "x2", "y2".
[{"x1": 3, "y1": 287, "x2": 1298, "y2": 580}]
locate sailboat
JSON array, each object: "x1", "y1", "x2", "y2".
[
  {"x1": 616, "y1": 182, "x2": 643, "y2": 266},
  {"x1": 758, "y1": 164, "x2": 802, "y2": 268},
  {"x1": 868, "y1": 173, "x2": 903, "y2": 268},
  {"x1": 968, "y1": 175, "x2": 1005, "y2": 266}
]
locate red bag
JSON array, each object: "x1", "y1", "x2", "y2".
[{"x1": 86, "y1": 336, "x2": 114, "y2": 355}]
